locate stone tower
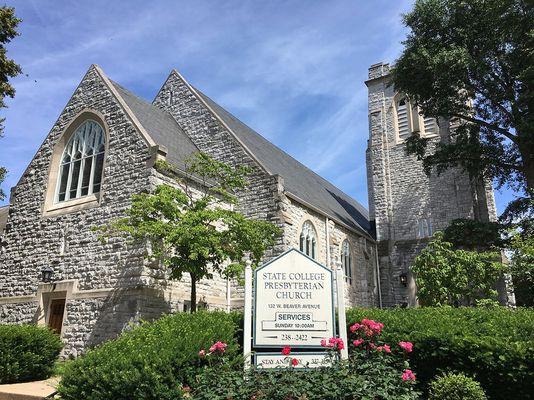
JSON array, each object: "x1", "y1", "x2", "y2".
[{"x1": 365, "y1": 62, "x2": 498, "y2": 306}]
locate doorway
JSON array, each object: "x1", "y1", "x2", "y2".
[{"x1": 48, "y1": 298, "x2": 66, "y2": 334}]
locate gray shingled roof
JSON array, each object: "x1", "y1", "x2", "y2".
[
  {"x1": 111, "y1": 81, "x2": 200, "y2": 169},
  {"x1": 0, "y1": 206, "x2": 9, "y2": 234},
  {"x1": 110, "y1": 78, "x2": 370, "y2": 236},
  {"x1": 195, "y1": 90, "x2": 371, "y2": 235}
]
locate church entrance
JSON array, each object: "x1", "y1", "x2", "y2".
[{"x1": 48, "y1": 298, "x2": 66, "y2": 334}]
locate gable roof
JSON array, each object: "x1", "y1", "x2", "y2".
[
  {"x1": 0, "y1": 206, "x2": 9, "y2": 234},
  {"x1": 110, "y1": 81, "x2": 200, "y2": 169},
  {"x1": 194, "y1": 90, "x2": 371, "y2": 235}
]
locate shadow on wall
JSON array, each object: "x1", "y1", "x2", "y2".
[{"x1": 78, "y1": 243, "x2": 172, "y2": 354}]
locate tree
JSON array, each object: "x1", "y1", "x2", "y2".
[
  {"x1": 103, "y1": 153, "x2": 281, "y2": 312},
  {"x1": 392, "y1": 0, "x2": 534, "y2": 209},
  {"x1": 509, "y1": 231, "x2": 534, "y2": 306},
  {"x1": 411, "y1": 233, "x2": 507, "y2": 306},
  {"x1": 0, "y1": 6, "x2": 22, "y2": 200},
  {"x1": 442, "y1": 218, "x2": 507, "y2": 250}
]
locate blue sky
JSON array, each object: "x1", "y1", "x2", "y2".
[{"x1": 0, "y1": 0, "x2": 515, "y2": 213}]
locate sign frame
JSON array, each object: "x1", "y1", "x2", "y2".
[{"x1": 252, "y1": 248, "x2": 336, "y2": 349}]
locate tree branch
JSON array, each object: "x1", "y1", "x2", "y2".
[{"x1": 450, "y1": 113, "x2": 518, "y2": 143}]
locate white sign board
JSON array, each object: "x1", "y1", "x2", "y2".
[
  {"x1": 255, "y1": 352, "x2": 332, "y2": 369},
  {"x1": 253, "y1": 249, "x2": 335, "y2": 348}
]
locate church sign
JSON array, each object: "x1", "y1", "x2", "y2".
[{"x1": 253, "y1": 249, "x2": 335, "y2": 348}]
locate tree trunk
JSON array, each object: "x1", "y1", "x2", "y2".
[{"x1": 190, "y1": 273, "x2": 197, "y2": 313}]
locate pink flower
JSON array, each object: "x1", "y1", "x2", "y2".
[
  {"x1": 198, "y1": 349, "x2": 206, "y2": 357},
  {"x1": 321, "y1": 337, "x2": 344, "y2": 351},
  {"x1": 291, "y1": 358, "x2": 299, "y2": 366},
  {"x1": 402, "y1": 369, "x2": 416, "y2": 381},
  {"x1": 281, "y1": 346, "x2": 291, "y2": 356},
  {"x1": 353, "y1": 338, "x2": 364, "y2": 347},
  {"x1": 349, "y1": 323, "x2": 362, "y2": 333},
  {"x1": 376, "y1": 344, "x2": 391, "y2": 353},
  {"x1": 369, "y1": 342, "x2": 376, "y2": 349},
  {"x1": 399, "y1": 341, "x2": 413, "y2": 353},
  {"x1": 209, "y1": 341, "x2": 227, "y2": 354},
  {"x1": 361, "y1": 319, "x2": 384, "y2": 335}
]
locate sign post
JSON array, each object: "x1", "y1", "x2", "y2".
[
  {"x1": 335, "y1": 259, "x2": 349, "y2": 360},
  {"x1": 243, "y1": 260, "x2": 253, "y2": 370}
]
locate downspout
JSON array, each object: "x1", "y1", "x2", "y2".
[
  {"x1": 325, "y1": 217, "x2": 331, "y2": 268},
  {"x1": 375, "y1": 244, "x2": 383, "y2": 308}
]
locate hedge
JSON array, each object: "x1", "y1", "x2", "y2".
[
  {"x1": 0, "y1": 324, "x2": 63, "y2": 384},
  {"x1": 346, "y1": 307, "x2": 534, "y2": 400},
  {"x1": 57, "y1": 311, "x2": 241, "y2": 400}
]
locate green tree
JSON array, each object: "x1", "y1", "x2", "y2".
[
  {"x1": 103, "y1": 153, "x2": 280, "y2": 312},
  {"x1": 411, "y1": 232, "x2": 507, "y2": 306},
  {"x1": 509, "y1": 233, "x2": 534, "y2": 306},
  {"x1": 0, "y1": 6, "x2": 22, "y2": 200},
  {"x1": 392, "y1": 0, "x2": 534, "y2": 209}
]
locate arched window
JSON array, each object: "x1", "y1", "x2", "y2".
[
  {"x1": 56, "y1": 120, "x2": 105, "y2": 203},
  {"x1": 417, "y1": 218, "x2": 433, "y2": 238},
  {"x1": 396, "y1": 98, "x2": 410, "y2": 139},
  {"x1": 299, "y1": 220, "x2": 317, "y2": 259},
  {"x1": 341, "y1": 240, "x2": 352, "y2": 284}
]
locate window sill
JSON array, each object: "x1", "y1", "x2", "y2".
[{"x1": 43, "y1": 194, "x2": 100, "y2": 217}]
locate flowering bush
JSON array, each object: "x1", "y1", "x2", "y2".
[
  {"x1": 193, "y1": 321, "x2": 419, "y2": 400},
  {"x1": 346, "y1": 307, "x2": 534, "y2": 400}
]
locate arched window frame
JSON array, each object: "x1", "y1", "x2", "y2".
[
  {"x1": 299, "y1": 220, "x2": 318, "y2": 259},
  {"x1": 43, "y1": 110, "x2": 108, "y2": 217},
  {"x1": 393, "y1": 94, "x2": 439, "y2": 142},
  {"x1": 341, "y1": 240, "x2": 352, "y2": 284},
  {"x1": 55, "y1": 119, "x2": 106, "y2": 203}
]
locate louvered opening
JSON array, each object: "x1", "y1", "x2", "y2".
[
  {"x1": 397, "y1": 99, "x2": 409, "y2": 139},
  {"x1": 423, "y1": 117, "x2": 437, "y2": 135}
]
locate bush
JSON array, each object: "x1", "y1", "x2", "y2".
[
  {"x1": 0, "y1": 324, "x2": 63, "y2": 384},
  {"x1": 346, "y1": 307, "x2": 534, "y2": 400},
  {"x1": 429, "y1": 373, "x2": 486, "y2": 400},
  {"x1": 193, "y1": 320, "x2": 419, "y2": 400},
  {"x1": 58, "y1": 311, "x2": 241, "y2": 400}
]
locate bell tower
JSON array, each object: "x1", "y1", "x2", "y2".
[{"x1": 365, "y1": 62, "x2": 498, "y2": 306}]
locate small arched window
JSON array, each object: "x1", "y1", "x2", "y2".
[
  {"x1": 299, "y1": 220, "x2": 317, "y2": 259},
  {"x1": 341, "y1": 240, "x2": 352, "y2": 284},
  {"x1": 56, "y1": 120, "x2": 105, "y2": 203},
  {"x1": 417, "y1": 218, "x2": 433, "y2": 238}
]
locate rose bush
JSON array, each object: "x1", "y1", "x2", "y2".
[{"x1": 192, "y1": 319, "x2": 419, "y2": 400}]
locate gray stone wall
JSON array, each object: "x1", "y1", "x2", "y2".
[
  {"x1": 281, "y1": 196, "x2": 379, "y2": 307},
  {"x1": 152, "y1": 72, "x2": 286, "y2": 261},
  {"x1": 0, "y1": 66, "x2": 159, "y2": 355},
  {"x1": 366, "y1": 62, "x2": 497, "y2": 306}
]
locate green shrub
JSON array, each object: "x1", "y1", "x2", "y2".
[
  {"x1": 429, "y1": 373, "x2": 486, "y2": 400},
  {"x1": 193, "y1": 342, "x2": 419, "y2": 400},
  {"x1": 0, "y1": 324, "x2": 63, "y2": 384},
  {"x1": 57, "y1": 311, "x2": 240, "y2": 400},
  {"x1": 346, "y1": 307, "x2": 534, "y2": 400}
]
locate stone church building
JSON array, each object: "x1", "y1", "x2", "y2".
[{"x1": 0, "y1": 62, "x2": 495, "y2": 355}]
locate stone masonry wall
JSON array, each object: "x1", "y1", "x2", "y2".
[
  {"x1": 366, "y1": 62, "x2": 497, "y2": 306},
  {"x1": 0, "y1": 66, "x2": 162, "y2": 355},
  {"x1": 281, "y1": 196, "x2": 379, "y2": 307},
  {"x1": 152, "y1": 72, "x2": 286, "y2": 261}
]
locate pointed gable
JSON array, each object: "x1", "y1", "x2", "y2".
[{"x1": 110, "y1": 81, "x2": 199, "y2": 169}]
